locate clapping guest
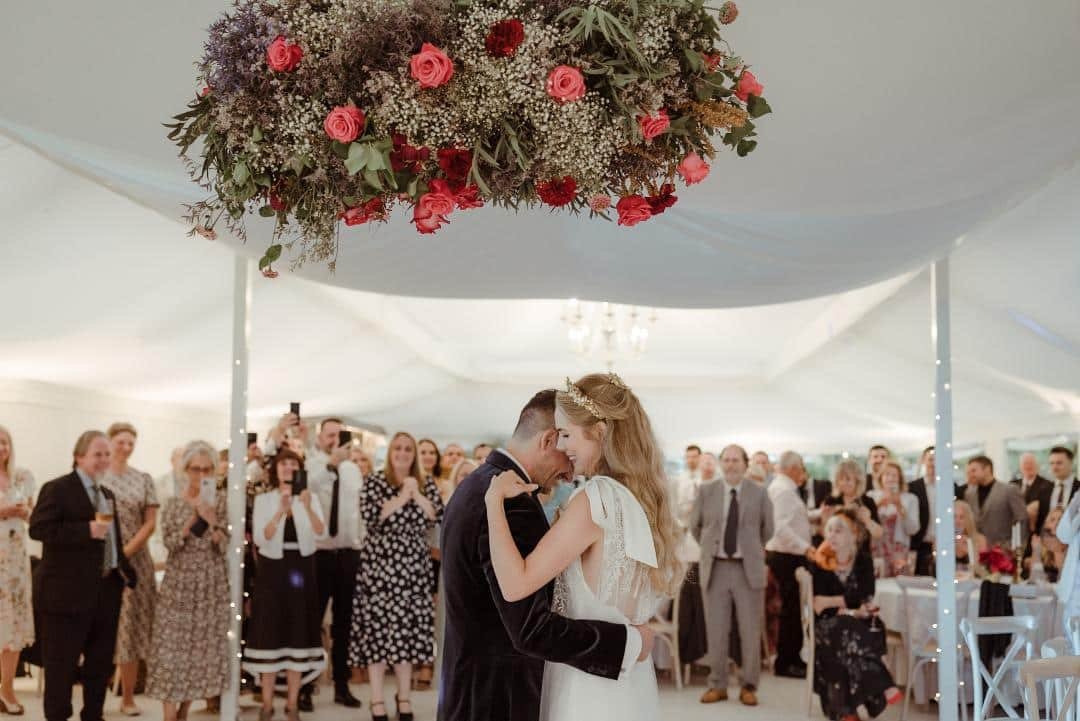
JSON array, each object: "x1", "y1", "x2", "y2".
[
  {"x1": 145, "y1": 441, "x2": 229, "y2": 721},
  {"x1": 866, "y1": 461, "x2": 919, "y2": 577},
  {"x1": 349, "y1": 432, "x2": 443, "y2": 721},
  {"x1": 865, "y1": 445, "x2": 891, "y2": 489},
  {"x1": 810, "y1": 510, "x2": 901, "y2": 721},
  {"x1": 0, "y1": 425, "x2": 33, "y2": 715},
  {"x1": 243, "y1": 449, "x2": 327, "y2": 721},
  {"x1": 103, "y1": 422, "x2": 159, "y2": 717}
]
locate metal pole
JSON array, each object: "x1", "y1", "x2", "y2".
[
  {"x1": 932, "y1": 257, "x2": 959, "y2": 721},
  {"x1": 222, "y1": 256, "x2": 252, "y2": 721}
]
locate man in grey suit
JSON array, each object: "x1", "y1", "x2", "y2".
[
  {"x1": 964, "y1": 455, "x2": 1027, "y2": 547},
  {"x1": 690, "y1": 444, "x2": 774, "y2": 707}
]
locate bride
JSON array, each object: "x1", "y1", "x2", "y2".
[{"x1": 484, "y1": 373, "x2": 682, "y2": 721}]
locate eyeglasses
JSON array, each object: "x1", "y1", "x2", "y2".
[{"x1": 187, "y1": 465, "x2": 214, "y2": 474}]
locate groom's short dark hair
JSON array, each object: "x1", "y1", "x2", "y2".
[{"x1": 512, "y1": 389, "x2": 557, "y2": 441}]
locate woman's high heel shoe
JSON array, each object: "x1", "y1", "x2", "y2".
[
  {"x1": 395, "y1": 694, "x2": 414, "y2": 721},
  {"x1": 371, "y1": 700, "x2": 389, "y2": 721},
  {"x1": 0, "y1": 697, "x2": 26, "y2": 716}
]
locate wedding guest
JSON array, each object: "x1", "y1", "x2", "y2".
[
  {"x1": 866, "y1": 461, "x2": 919, "y2": 576},
  {"x1": 821, "y1": 460, "x2": 882, "y2": 546},
  {"x1": 963, "y1": 456, "x2": 1027, "y2": 547},
  {"x1": 1048, "y1": 446, "x2": 1079, "y2": 511},
  {"x1": 1027, "y1": 507, "x2": 1067, "y2": 582},
  {"x1": 1053, "y1": 492, "x2": 1080, "y2": 633},
  {"x1": 243, "y1": 448, "x2": 327, "y2": 721},
  {"x1": 810, "y1": 510, "x2": 901, "y2": 721},
  {"x1": 954, "y1": 500, "x2": 988, "y2": 573},
  {"x1": 414, "y1": 437, "x2": 444, "y2": 690},
  {"x1": 472, "y1": 443, "x2": 492, "y2": 462},
  {"x1": 418, "y1": 438, "x2": 443, "y2": 485},
  {"x1": 150, "y1": 447, "x2": 185, "y2": 567},
  {"x1": 145, "y1": 441, "x2": 229, "y2": 721},
  {"x1": 441, "y1": 444, "x2": 467, "y2": 479},
  {"x1": 30, "y1": 431, "x2": 136, "y2": 721},
  {"x1": 766, "y1": 451, "x2": 815, "y2": 678},
  {"x1": 350, "y1": 446, "x2": 374, "y2": 476},
  {"x1": 102, "y1": 422, "x2": 159, "y2": 717},
  {"x1": 302, "y1": 418, "x2": 364, "y2": 709},
  {"x1": 692, "y1": 444, "x2": 773, "y2": 706},
  {"x1": 440, "y1": 459, "x2": 478, "y2": 506},
  {"x1": 747, "y1": 461, "x2": 768, "y2": 485},
  {"x1": 1011, "y1": 452, "x2": 1053, "y2": 535},
  {"x1": 865, "y1": 445, "x2": 891, "y2": 488},
  {"x1": 908, "y1": 446, "x2": 935, "y2": 575},
  {"x1": 0, "y1": 425, "x2": 33, "y2": 715},
  {"x1": 751, "y1": 451, "x2": 774, "y2": 484},
  {"x1": 349, "y1": 432, "x2": 443, "y2": 721}
]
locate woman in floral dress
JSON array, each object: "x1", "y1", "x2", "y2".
[
  {"x1": 145, "y1": 441, "x2": 229, "y2": 721},
  {"x1": 102, "y1": 422, "x2": 159, "y2": 716},
  {"x1": 0, "y1": 425, "x2": 33, "y2": 715},
  {"x1": 349, "y1": 432, "x2": 443, "y2": 721}
]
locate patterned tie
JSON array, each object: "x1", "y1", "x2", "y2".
[{"x1": 723, "y1": 488, "x2": 739, "y2": 557}]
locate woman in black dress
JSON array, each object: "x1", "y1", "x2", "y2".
[
  {"x1": 350, "y1": 432, "x2": 443, "y2": 721},
  {"x1": 243, "y1": 449, "x2": 327, "y2": 721},
  {"x1": 811, "y1": 509, "x2": 900, "y2": 721}
]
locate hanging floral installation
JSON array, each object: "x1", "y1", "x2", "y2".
[{"x1": 167, "y1": 0, "x2": 771, "y2": 272}]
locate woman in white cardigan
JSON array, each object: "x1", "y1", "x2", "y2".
[
  {"x1": 242, "y1": 448, "x2": 327, "y2": 721},
  {"x1": 1056, "y1": 491, "x2": 1080, "y2": 644},
  {"x1": 866, "y1": 461, "x2": 921, "y2": 577}
]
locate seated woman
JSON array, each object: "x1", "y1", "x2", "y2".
[
  {"x1": 1027, "y1": 506, "x2": 1067, "y2": 582},
  {"x1": 953, "y1": 499, "x2": 988, "y2": 575},
  {"x1": 811, "y1": 509, "x2": 901, "y2": 721}
]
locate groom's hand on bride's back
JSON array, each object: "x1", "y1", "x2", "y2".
[{"x1": 633, "y1": 625, "x2": 656, "y2": 662}]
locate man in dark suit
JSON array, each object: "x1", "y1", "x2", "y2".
[
  {"x1": 909, "y1": 446, "x2": 934, "y2": 575},
  {"x1": 29, "y1": 430, "x2": 136, "y2": 721},
  {"x1": 438, "y1": 390, "x2": 653, "y2": 721},
  {"x1": 1010, "y1": 452, "x2": 1053, "y2": 537},
  {"x1": 964, "y1": 455, "x2": 1027, "y2": 547},
  {"x1": 1048, "y1": 446, "x2": 1079, "y2": 513}
]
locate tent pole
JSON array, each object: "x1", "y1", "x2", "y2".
[
  {"x1": 222, "y1": 256, "x2": 252, "y2": 721},
  {"x1": 932, "y1": 257, "x2": 959, "y2": 721}
]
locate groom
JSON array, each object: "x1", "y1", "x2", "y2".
[{"x1": 439, "y1": 389, "x2": 654, "y2": 721}]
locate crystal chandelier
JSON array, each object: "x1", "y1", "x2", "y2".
[{"x1": 560, "y1": 299, "x2": 657, "y2": 370}]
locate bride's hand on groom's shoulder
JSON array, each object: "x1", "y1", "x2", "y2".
[{"x1": 485, "y1": 470, "x2": 538, "y2": 504}]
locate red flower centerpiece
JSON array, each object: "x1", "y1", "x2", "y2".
[
  {"x1": 978, "y1": 545, "x2": 1016, "y2": 577},
  {"x1": 324, "y1": 105, "x2": 366, "y2": 143},
  {"x1": 410, "y1": 43, "x2": 455, "y2": 89}
]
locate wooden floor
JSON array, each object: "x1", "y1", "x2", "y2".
[{"x1": 13, "y1": 669, "x2": 941, "y2": 721}]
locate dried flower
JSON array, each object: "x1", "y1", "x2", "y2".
[
  {"x1": 536, "y1": 176, "x2": 578, "y2": 207},
  {"x1": 719, "y1": 2, "x2": 739, "y2": 25},
  {"x1": 194, "y1": 225, "x2": 218, "y2": 240},
  {"x1": 588, "y1": 194, "x2": 612, "y2": 212}
]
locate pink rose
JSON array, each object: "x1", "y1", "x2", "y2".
[
  {"x1": 323, "y1": 105, "x2": 366, "y2": 143},
  {"x1": 735, "y1": 70, "x2": 763, "y2": 102},
  {"x1": 410, "y1": 43, "x2": 455, "y2": 89},
  {"x1": 677, "y1": 152, "x2": 710, "y2": 185},
  {"x1": 638, "y1": 109, "x2": 670, "y2": 141},
  {"x1": 413, "y1": 188, "x2": 456, "y2": 234},
  {"x1": 616, "y1": 196, "x2": 653, "y2": 227},
  {"x1": 546, "y1": 66, "x2": 586, "y2": 103},
  {"x1": 266, "y1": 36, "x2": 303, "y2": 73},
  {"x1": 261, "y1": 267, "x2": 280, "y2": 279}
]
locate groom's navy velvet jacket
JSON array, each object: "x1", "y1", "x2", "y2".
[{"x1": 438, "y1": 451, "x2": 627, "y2": 721}]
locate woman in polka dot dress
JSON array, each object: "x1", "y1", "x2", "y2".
[{"x1": 350, "y1": 432, "x2": 443, "y2": 721}]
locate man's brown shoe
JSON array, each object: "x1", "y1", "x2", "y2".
[
  {"x1": 739, "y1": 687, "x2": 758, "y2": 706},
  {"x1": 700, "y1": 688, "x2": 728, "y2": 703}
]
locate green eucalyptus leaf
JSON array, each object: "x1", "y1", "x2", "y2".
[
  {"x1": 344, "y1": 142, "x2": 370, "y2": 175},
  {"x1": 747, "y1": 95, "x2": 772, "y2": 118},
  {"x1": 233, "y1": 161, "x2": 249, "y2": 185},
  {"x1": 736, "y1": 139, "x2": 757, "y2": 157},
  {"x1": 258, "y1": 205, "x2": 276, "y2": 217}
]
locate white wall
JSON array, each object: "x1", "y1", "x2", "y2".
[{"x1": 1, "y1": 378, "x2": 228, "y2": 485}]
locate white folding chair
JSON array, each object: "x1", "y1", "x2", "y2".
[
  {"x1": 1010, "y1": 584, "x2": 1058, "y2": 643},
  {"x1": 795, "y1": 567, "x2": 815, "y2": 719},
  {"x1": 896, "y1": 576, "x2": 978, "y2": 721},
  {"x1": 960, "y1": 615, "x2": 1038, "y2": 721},
  {"x1": 648, "y1": 592, "x2": 685, "y2": 689},
  {"x1": 1066, "y1": 616, "x2": 1080, "y2": 655},
  {"x1": 1021, "y1": 656, "x2": 1080, "y2": 721},
  {"x1": 1038, "y1": 638, "x2": 1076, "y2": 721}
]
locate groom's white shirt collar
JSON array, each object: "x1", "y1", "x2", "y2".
[{"x1": 496, "y1": 448, "x2": 532, "y2": 484}]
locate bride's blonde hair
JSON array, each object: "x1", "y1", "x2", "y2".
[{"x1": 557, "y1": 373, "x2": 683, "y2": 596}]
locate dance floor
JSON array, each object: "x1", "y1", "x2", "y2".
[{"x1": 14, "y1": 671, "x2": 940, "y2": 720}]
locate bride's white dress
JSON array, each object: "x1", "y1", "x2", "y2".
[{"x1": 540, "y1": 475, "x2": 664, "y2": 721}]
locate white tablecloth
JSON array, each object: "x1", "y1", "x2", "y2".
[{"x1": 874, "y1": 578, "x2": 1063, "y2": 706}]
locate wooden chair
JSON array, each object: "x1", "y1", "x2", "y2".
[
  {"x1": 1021, "y1": 656, "x2": 1080, "y2": 721},
  {"x1": 795, "y1": 566, "x2": 815, "y2": 718},
  {"x1": 648, "y1": 591, "x2": 686, "y2": 689},
  {"x1": 959, "y1": 615, "x2": 1038, "y2": 721}
]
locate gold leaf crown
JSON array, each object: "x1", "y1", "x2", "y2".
[{"x1": 564, "y1": 378, "x2": 608, "y2": 420}]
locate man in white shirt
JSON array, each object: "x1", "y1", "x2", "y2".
[
  {"x1": 751, "y1": 451, "x2": 774, "y2": 486},
  {"x1": 1048, "y1": 446, "x2": 1079, "y2": 512},
  {"x1": 765, "y1": 450, "x2": 816, "y2": 678},
  {"x1": 691, "y1": 445, "x2": 773, "y2": 706}
]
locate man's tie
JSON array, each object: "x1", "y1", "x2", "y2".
[
  {"x1": 328, "y1": 466, "x2": 340, "y2": 538},
  {"x1": 1054, "y1": 482, "x2": 1065, "y2": 509},
  {"x1": 797, "y1": 484, "x2": 808, "y2": 504},
  {"x1": 723, "y1": 488, "x2": 739, "y2": 557}
]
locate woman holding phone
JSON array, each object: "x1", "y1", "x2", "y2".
[
  {"x1": 243, "y1": 448, "x2": 327, "y2": 721},
  {"x1": 0, "y1": 425, "x2": 33, "y2": 715},
  {"x1": 145, "y1": 441, "x2": 229, "y2": 721}
]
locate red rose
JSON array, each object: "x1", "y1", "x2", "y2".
[
  {"x1": 340, "y1": 197, "x2": 387, "y2": 226},
  {"x1": 735, "y1": 70, "x2": 764, "y2": 102},
  {"x1": 616, "y1": 195, "x2": 653, "y2": 227},
  {"x1": 390, "y1": 134, "x2": 431, "y2": 173},
  {"x1": 410, "y1": 43, "x2": 454, "y2": 89},
  {"x1": 261, "y1": 267, "x2": 280, "y2": 279},
  {"x1": 199, "y1": 85, "x2": 212, "y2": 98},
  {"x1": 266, "y1": 36, "x2": 303, "y2": 73},
  {"x1": 269, "y1": 191, "x2": 287, "y2": 212},
  {"x1": 413, "y1": 188, "x2": 456, "y2": 234},
  {"x1": 323, "y1": 105, "x2": 366, "y2": 143},
  {"x1": 677, "y1": 152, "x2": 710, "y2": 185},
  {"x1": 719, "y1": 1, "x2": 739, "y2": 24},
  {"x1": 646, "y1": 184, "x2": 678, "y2": 215},
  {"x1": 535, "y1": 176, "x2": 578, "y2": 207},
  {"x1": 486, "y1": 19, "x2": 525, "y2": 58},
  {"x1": 546, "y1": 66, "x2": 586, "y2": 103},
  {"x1": 703, "y1": 53, "x2": 723, "y2": 72},
  {"x1": 437, "y1": 147, "x2": 473, "y2": 181},
  {"x1": 454, "y1": 185, "x2": 484, "y2": 210},
  {"x1": 638, "y1": 109, "x2": 670, "y2": 141}
]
